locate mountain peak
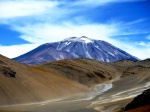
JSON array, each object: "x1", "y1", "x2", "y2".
[
  {"x1": 63, "y1": 36, "x2": 93, "y2": 43},
  {"x1": 13, "y1": 36, "x2": 139, "y2": 65}
]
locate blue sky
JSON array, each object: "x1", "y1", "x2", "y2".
[{"x1": 0, "y1": 0, "x2": 150, "y2": 59}]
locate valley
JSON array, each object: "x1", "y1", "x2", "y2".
[{"x1": 0, "y1": 54, "x2": 149, "y2": 112}]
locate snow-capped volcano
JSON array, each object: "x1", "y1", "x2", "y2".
[
  {"x1": 13, "y1": 36, "x2": 139, "y2": 65},
  {"x1": 63, "y1": 36, "x2": 93, "y2": 43}
]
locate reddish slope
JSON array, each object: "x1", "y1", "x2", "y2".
[
  {"x1": 124, "y1": 88, "x2": 150, "y2": 111},
  {"x1": 126, "y1": 104, "x2": 150, "y2": 112}
]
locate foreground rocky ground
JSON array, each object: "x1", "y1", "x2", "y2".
[
  {"x1": 0, "y1": 55, "x2": 150, "y2": 112},
  {"x1": 117, "y1": 88, "x2": 150, "y2": 112}
]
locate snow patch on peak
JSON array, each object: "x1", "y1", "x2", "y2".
[
  {"x1": 80, "y1": 36, "x2": 93, "y2": 43},
  {"x1": 64, "y1": 42, "x2": 71, "y2": 45},
  {"x1": 63, "y1": 36, "x2": 93, "y2": 43}
]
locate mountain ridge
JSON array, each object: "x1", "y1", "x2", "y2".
[
  {"x1": 37, "y1": 58, "x2": 118, "y2": 86},
  {"x1": 13, "y1": 36, "x2": 139, "y2": 65}
]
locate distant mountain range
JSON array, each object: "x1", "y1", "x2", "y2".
[{"x1": 13, "y1": 36, "x2": 139, "y2": 65}]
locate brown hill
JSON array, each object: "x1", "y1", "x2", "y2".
[
  {"x1": 110, "y1": 59, "x2": 150, "y2": 78},
  {"x1": 125, "y1": 104, "x2": 150, "y2": 112},
  {"x1": 90, "y1": 59, "x2": 150, "y2": 112},
  {"x1": 0, "y1": 55, "x2": 89, "y2": 106},
  {"x1": 117, "y1": 88, "x2": 150, "y2": 112},
  {"x1": 37, "y1": 58, "x2": 118, "y2": 87},
  {"x1": 37, "y1": 58, "x2": 150, "y2": 87},
  {"x1": 124, "y1": 88, "x2": 150, "y2": 111}
]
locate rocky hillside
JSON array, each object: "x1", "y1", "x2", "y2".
[
  {"x1": 124, "y1": 88, "x2": 150, "y2": 111},
  {"x1": 37, "y1": 58, "x2": 150, "y2": 87},
  {"x1": 117, "y1": 88, "x2": 150, "y2": 112},
  {"x1": 111, "y1": 59, "x2": 150, "y2": 78},
  {"x1": 37, "y1": 58, "x2": 118, "y2": 86},
  {"x1": 0, "y1": 55, "x2": 89, "y2": 106}
]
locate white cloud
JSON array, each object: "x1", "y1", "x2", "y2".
[
  {"x1": 137, "y1": 41, "x2": 150, "y2": 47},
  {"x1": 13, "y1": 23, "x2": 119, "y2": 44},
  {"x1": 147, "y1": 35, "x2": 150, "y2": 40},
  {"x1": 0, "y1": 0, "x2": 144, "y2": 19},
  {"x1": 0, "y1": 44, "x2": 40, "y2": 58},
  {"x1": 72, "y1": 0, "x2": 145, "y2": 7},
  {"x1": 0, "y1": 0, "x2": 58, "y2": 19},
  {"x1": 116, "y1": 38, "x2": 150, "y2": 59},
  {"x1": 125, "y1": 47, "x2": 150, "y2": 59},
  {"x1": 138, "y1": 41, "x2": 147, "y2": 46},
  {"x1": 0, "y1": 21, "x2": 149, "y2": 59},
  {"x1": 6, "y1": 22, "x2": 150, "y2": 59},
  {"x1": 125, "y1": 19, "x2": 147, "y2": 25},
  {"x1": 0, "y1": 20, "x2": 149, "y2": 59}
]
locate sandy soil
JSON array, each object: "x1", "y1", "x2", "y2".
[
  {"x1": 90, "y1": 70, "x2": 150, "y2": 112},
  {"x1": 0, "y1": 55, "x2": 89, "y2": 106},
  {"x1": 0, "y1": 56, "x2": 150, "y2": 112}
]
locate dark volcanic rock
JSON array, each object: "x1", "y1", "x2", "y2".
[
  {"x1": 124, "y1": 88, "x2": 150, "y2": 111},
  {"x1": 1, "y1": 67, "x2": 16, "y2": 78}
]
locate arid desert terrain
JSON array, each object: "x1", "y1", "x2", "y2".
[{"x1": 0, "y1": 55, "x2": 150, "y2": 112}]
